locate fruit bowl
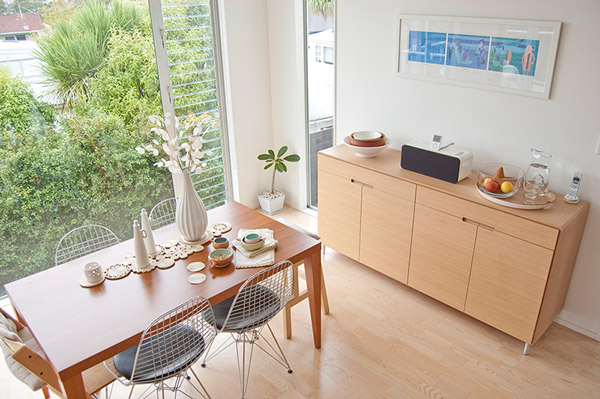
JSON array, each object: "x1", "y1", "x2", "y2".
[{"x1": 477, "y1": 163, "x2": 524, "y2": 198}]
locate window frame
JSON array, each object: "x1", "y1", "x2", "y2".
[{"x1": 147, "y1": 0, "x2": 232, "y2": 201}]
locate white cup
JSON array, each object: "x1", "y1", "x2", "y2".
[{"x1": 83, "y1": 262, "x2": 103, "y2": 284}]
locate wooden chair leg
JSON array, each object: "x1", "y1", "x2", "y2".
[
  {"x1": 42, "y1": 386, "x2": 50, "y2": 399},
  {"x1": 283, "y1": 306, "x2": 292, "y2": 339},
  {"x1": 321, "y1": 268, "x2": 330, "y2": 315}
]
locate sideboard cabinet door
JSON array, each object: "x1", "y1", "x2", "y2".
[
  {"x1": 318, "y1": 169, "x2": 362, "y2": 261},
  {"x1": 408, "y1": 203, "x2": 477, "y2": 311},
  {"x1": 465, "y1": 228, "x2": 554, "y2": 342},
  {"x1": 360, "y1": 186, "x2": 414, "y2": 284}
]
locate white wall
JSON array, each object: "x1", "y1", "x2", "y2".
[
  {"x1": 266, "y1": 0, "x2": 307, "y2": 209},
  {"x1": 219, "y1": 0, "x2": 273, "y2": 207},
  {"x1": 336, "y1": 0, "x2": 600, "y2": 339},
  {"x1": 220, "y1": 0, "x2": 306, "y2": 210}
]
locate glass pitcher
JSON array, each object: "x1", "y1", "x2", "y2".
[{"x1": 523, "y1": 148, "x2": 551, "y2": 204}]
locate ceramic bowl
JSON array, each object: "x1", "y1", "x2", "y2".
[
  {"x1": 241, "y1": 237, "x2": 265, "y2": 251},
  {"x1": 213, "y1": 236, "x2": 229, "y2": 249},
  {"x1": 477, "y1": 163, "x2": 524, "y2": 198},
  {"x1": 209, "y1": 249, "x2": 233, "y2": 266},
  {"x1": 243, "y1": 233, "x2": 262, "y2": 244},
  {"x1": 349, "y1": 131, "x2": 386, "y2": 147},
  {"x1": 343, "y1": 135, "x2": 390, "y2": 158}
]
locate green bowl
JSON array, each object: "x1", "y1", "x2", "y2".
[{"x1": 241, "y1": 238, "x2": 265, "y2": 251}]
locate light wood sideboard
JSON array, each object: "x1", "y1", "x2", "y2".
[{"x1": 318, "y1": 145, "x2": 589, "y2": 347}]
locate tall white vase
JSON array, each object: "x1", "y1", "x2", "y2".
[{"x1": 176, "y1": 170, "x2": 208, "y2": 242}]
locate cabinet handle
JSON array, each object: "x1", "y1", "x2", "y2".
[
  {"x1": 350, "y1": 179, "x2": 373, "y2": 189},
  {"x1": 478, "y1": 223, "x2": 495, "y2": 232},
  {"x1": 461, "y1": 217, "x2": 495, "y2": 232},
  {"x1": 461, "y1": 217, "x2": 479, "y2": 227}
]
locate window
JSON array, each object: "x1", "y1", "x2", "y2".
[
  {"x1": 323, "y1": 46, "x2": 334, "y2": 64},
  {"x1": 0, "y1": 0, "x2": 230, "y2": 296},
  {"x1": 314, "y1": 44, "x2": 323, "y2": 62},
  {"x1": 149, "y1": 0, "x2": 230, "y2": 209},
  {"x1": 4, "y1": 35, "x2": 16, "y2": 41},
  {"x1": 16, "y1": 35, "x2": 27, "y2": 41}
]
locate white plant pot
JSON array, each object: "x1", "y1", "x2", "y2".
[
  {"x1": 258, "y1": 190, "x2": 285, "y2": 215},
  {"x1": 176, "y1": 171, "x2": 208, "y2": 242}
]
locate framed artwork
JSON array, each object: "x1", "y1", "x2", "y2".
[{"x1": 396, "y1": 15, "x2": 562, "y2": 99}]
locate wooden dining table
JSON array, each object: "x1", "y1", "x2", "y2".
[{"x1": 5, "y1": 201, "x2": 322, "y2": 399}]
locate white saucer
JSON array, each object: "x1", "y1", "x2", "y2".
[
  {"x1": 79, "y1": 275, "x2": 105, "y2": 288},
  {"x1": 188, "y1": 273, "x2": 207, "y2": 284},
  {"x1": 187, "y1": 261, "x2": 206, "y2": 272}
]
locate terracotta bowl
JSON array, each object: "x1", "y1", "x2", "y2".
[
  {"x1": 349, "y1": 131, "x2": 386, "y2": 147},
  {"x1": 209, "y1": 249, "x2": 233, "y2": 266},
  {"x1": 213, "y1": 236, "x2": 229, "y2": 249}
]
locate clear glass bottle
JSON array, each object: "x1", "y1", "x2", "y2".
[{"x1": 523, "y1": 148, "x2": 551, "y2": 204}]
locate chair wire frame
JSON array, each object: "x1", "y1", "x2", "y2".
[
  {"x1": 55, "y1": 224, "x2": 120, "y2": 266},
  {"x1": 201, "y1": 261, "x2": 295, "y2": 398},
  {"x1": 104, "y1": 296, "x2": 217, "y2": 399},
  {"x1": 149, "y1": 198, "x2": 177, "y2": 230}
]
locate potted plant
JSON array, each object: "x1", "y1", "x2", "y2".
[{"x1": 257, "y1": 146, "x2": 300, "y2": 214}]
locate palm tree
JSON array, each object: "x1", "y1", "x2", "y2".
[
  {"x1": 308, "y1": 0, "x2": 333, "y2": 19},
  {"x1": 34, "y1": 0, "x2": 142, "y2": 109}
]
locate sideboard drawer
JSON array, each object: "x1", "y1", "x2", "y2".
[
  {"x1": 319, "y1": 155, "x2": 415, "y2": 202},
  {"x1": 416, "y1": 186, "x2": 558, "y2": 250}
]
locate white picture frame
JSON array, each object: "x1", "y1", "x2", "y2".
[{"x1": 396, "y1": 15, "x2": 562, "y2": 99}]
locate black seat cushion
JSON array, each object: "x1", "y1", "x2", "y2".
[
  {"x1": 211, "y1": 285, "x2": 281, "y2": 332},
  {"x1": 113, "y1": 324, "x2": 205, "y2": 383}
]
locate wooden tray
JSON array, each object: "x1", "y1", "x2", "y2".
[{"x1": 477, "y1": 187, "x2": 555, "y2": 210}]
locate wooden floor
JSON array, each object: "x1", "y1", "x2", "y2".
[{"x1": 1, "y1": 206, "x2": 599, "y2": 398}]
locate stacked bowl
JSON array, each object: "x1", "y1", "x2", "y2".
[{"x1": 343, "y1": 131, "x2": 390, "y2": 157}]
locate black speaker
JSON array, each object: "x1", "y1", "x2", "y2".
[{"x1": 400, "y1": 143, "x2": 472, "y2": 184}]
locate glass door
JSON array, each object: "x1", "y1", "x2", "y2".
[{"x1": 305, "y1": 0, "x2": 334, "y2": 209}]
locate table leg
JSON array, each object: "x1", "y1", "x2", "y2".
[
  {"x1": 61, "y1": 372, "x2": 87, "y2": 399},
  {"x1": 303, "y1": 248, "x2": 322, "y2": 349}
]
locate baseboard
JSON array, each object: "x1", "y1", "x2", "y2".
[{"x1": 555, "y1": 316, "x2": 599, "y2": 341}]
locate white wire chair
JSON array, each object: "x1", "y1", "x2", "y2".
[
  {"x1": 201, "y1": 261, "x2": 295, "y2": 398},
  {"x1": 149, "y1": 197, "x2": 177, "y2": 229},
  {"x1": 104, "y1": 296, "x2": 217, "y2": 399},
  {"x1": 54, "y1": 224, "x2": 120, "y2": 266}
]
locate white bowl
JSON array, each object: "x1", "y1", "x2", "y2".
[
  {"x1": 343, "y1": 135, "x2": 390, "y2": 158},
  {"x1": 351, "y1": 131, "x2": 383, "y2": 140}
]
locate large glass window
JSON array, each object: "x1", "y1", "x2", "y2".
[
  {"x1": 306, "y1": 0, "x2": 334, "y2": 208},
  {"x1": 0, "y1": 0, "x2": 229, "y2": 296}
]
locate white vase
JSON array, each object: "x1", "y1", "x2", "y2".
[{"x1": 176, "y1": 170, "x2": 208, "y2": 242}]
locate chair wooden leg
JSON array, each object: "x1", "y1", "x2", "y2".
[
  {"x1": 283, "y1": 306, "x2": 292, "y2": 339},
  {"x1": 42, "y1": 386, "x2": 50, "y2": 399},
  {"x1": 320, "y1": 269, "x2": 330, "y2": 315}
]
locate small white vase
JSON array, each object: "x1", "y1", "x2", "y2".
[
  {"x1": 176, "y1": 170, "x2": 208, "y2": 242},
  {"x1": 133, "y1": 220, "x2": 150, "y2": 269},
  {"x1": 140, "y1": 208, "x2": 157, "y2": 256}
]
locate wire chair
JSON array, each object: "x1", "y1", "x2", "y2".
[
  {"x1": 149, "y1": 197, "x2": 177, "y2": 229},
  {"x1": 55, "y1": 224, "x2": 120, "y2": 266},
  {"x1": 201, "y1": 261, "x2": 295, "y2": 398},
  {"x1": 104, "y1": 296, "x2": 217, "y2": 399}
]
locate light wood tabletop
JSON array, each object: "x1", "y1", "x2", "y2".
[{"x1": 5, "y1": 201, "x2": 322, "y2": 399}]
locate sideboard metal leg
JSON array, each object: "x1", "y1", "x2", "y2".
[
  {"x1": 322, "y1": 245, "x2": 326, "y2": 255},
  {"x1": 523, "y1": 342, "x2": 531, "y2": 355}
]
